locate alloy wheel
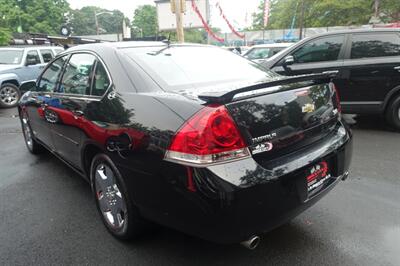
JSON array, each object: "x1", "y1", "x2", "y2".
[
  {"x1": 0, "y1": 85, "x2": 19, "y2": 106},
  {"x1": 95, "y1": 163, "x2": 128, "y2": 230}
]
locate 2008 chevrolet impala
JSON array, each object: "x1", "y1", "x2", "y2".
[{"x1": 18, "y1": 42, "x2": 352, "y2": 249}]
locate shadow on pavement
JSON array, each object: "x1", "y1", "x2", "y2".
[{"x1": 343, "y1": 114, "x2": 398, "y2": 133}]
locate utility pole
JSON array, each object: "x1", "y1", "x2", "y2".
[
  {"x1": 298, "y1": 0, "x2": 305, "y2": 40},
  {"x1": 95, "y1": 11, "x2": 99, "y2": 35},
  {"x1": 95, "y1": 11, "x2": 114, "y2": 36},
  {"x1": 374, "y1": 0, "x2": 380, "y2": 17},
  {"x1": 175, "y1": 0, "x2": 185, "y2": 43}
]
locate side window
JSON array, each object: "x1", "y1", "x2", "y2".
[
  {"x1": 38, "y1": 56, "x2": 68, "y2": 92},
  {"x1": 292, "y1": 35, "x2": 345, "y2": 64},
  {"x1": 271, "y1": 48, "x2": 283, "y2": 56},
  {"x1": 246, "y1": 48, "x2": 270, "y2": 60},
  {"x1": 26, "y1": 50, "x2": 41, "y2": 65},
  {"x1": 40, "y1": 49, "x2": 54, "y2": 63},
  {"x1": 351, "y1": 33, "x2": 400, "y2": 59},
  {"x1": 92, "y1": 62, "x2": 110, "y2": 96},
  {"x1": 58, "y1": 53, "x2": 96, "y2": 95}
]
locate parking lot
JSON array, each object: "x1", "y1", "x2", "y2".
[{"x1": 0, "y1": 107, "x2": 399, "y2": 266}]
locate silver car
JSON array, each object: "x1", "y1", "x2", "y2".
[
  {"x1": 244, "y1": 43, "x2": 293, "y2": 64},
  {"x1": 0, "y1": 46, "x2": 63, "y2": 108}
]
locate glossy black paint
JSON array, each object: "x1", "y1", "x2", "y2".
[
  {"x1": 19, "y1": 43, "x2": 352, "y2": 244},
  {"x1": 263, "y1": 29, "x2": 400, "y2": 115}
]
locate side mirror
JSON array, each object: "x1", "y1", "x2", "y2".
[
  {"x1": 284, "y1": 55, "x2": 295, "y2": 66},
  {"x1": 25, "y1": 57, "x2": 38, "y2": 66},
  {"x1": 19, "y1": 80, "x2": 37, "y2": 93}
]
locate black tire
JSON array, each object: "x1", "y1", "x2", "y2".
[
  {"x1": 90, "y1": 153, "x2": 146, "y2": 240},
  {"x1": 0, "y1": 83, "x2": 21, "y2": 108},
  {"x1": 385, "y1": 95, "x2": 400, "y2": 131},
  {"x1": 20, "y1": 111, "x2": 45, "y2": 154}
]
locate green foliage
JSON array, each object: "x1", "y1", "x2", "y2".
[
  {"x1": 160, "y1": 28, "x2": 210, "y2": 43},
  {"x1": 251, "y1": 0, "x2": 400, "y2": 30},
  {"x1": 70, "y1": 6, "x2": 125, "y2": 35},
  {"x1": 0, "y1": 0, "x2": 69, "y2": 34},
  {"x1": 379, "y1": 0, "x2": 400, "y2": 22},
  {"x1": 184, "y1": 29, "x2": 207, "y2": 43},
  {"x1": 132, "y1": 5, "x2": 158, "y2": 37},
  {"x1": 0, "y1": 27, "x2": 11, "y2": 46}
]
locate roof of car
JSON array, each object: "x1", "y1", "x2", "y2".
[
  {"x1": 250, "y1": 43, "x2": 294, "y2": 48},
  {"x1": 0, "y1": 46, "x2": 63, "y2": 50},
  {"x1": 307, "y1": 28, "x2": 400, "y2": 38}
]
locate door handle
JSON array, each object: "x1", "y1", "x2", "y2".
[
  {"x1": 394, "y1": 66, "x2": 400, "y2": 70},
  {"x1": 72, "y1": 110, "x2": 84, "y2": 117}
]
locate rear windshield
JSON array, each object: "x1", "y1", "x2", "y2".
[
  {"x1": 120, "y1": 46, "x2": 276, "y2": 90},
  {"x1": 0, "y1": 50, "x2": 23, "y2": 64}
]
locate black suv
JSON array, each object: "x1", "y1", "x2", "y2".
[{"x1": 263, "y1": 29, "x2": 400, "y2": 130}]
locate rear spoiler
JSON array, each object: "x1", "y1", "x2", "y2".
[{"x1": 198, "y1": 71, "x2": 338, "y2": 104}]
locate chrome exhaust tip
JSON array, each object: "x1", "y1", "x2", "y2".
[{"x1": 240, "y1": 235, "x2": 260, "y2": 250}]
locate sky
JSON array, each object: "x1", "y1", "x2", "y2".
[{"x1": 67, "y1": 0, "x2": 261, "y2": 32}]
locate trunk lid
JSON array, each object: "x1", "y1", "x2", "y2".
[{"x1": 225, "y1": 82, "x2": 340, "y2": 160}]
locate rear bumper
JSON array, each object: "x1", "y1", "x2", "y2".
[{"x1": 139, "y1": 121, "x2": 353, "y2": 244}]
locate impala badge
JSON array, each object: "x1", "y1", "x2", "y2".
[{"x1": 302, "y1": 103, "x2": 315, "y2": 113}]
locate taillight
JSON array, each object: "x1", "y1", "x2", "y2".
[
  {"x1": 165, "y1": 105, "x2": 250, "y2": 166},
  {"x1": 331, "y1": 83, "x2": 341, "y2": 113}
]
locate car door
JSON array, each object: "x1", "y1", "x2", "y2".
[
  {"x1": 339, "y1": 32, "x2": 400, "y2": 113},
  {"x1": 270, "y1": 35, "x2": 349, "y2": 108},
  {"x1": 26, "y1": 55, "x2": 69, "y2": 151},
  {"x1": 49, "y1": 53, "x2": 99, "y2": 168},
  {"x1": 271, "y1": 34, "x2": 347, "y2": 76},
  {"x1": 19, "y1": 50, "x2": 45, "y2": 82}
]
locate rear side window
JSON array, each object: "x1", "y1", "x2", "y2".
[
  {"x1": 26, "y1": 50, "x2": 41, "y2": 65},
  {"x1": 59, "y1": 53, "x2": 96, "y2": 95},
  {"x1": 38, "y1": 56, "x2": 68, "y2": 92},
  {"x1": 292, "y1": 35, "x2": 345, "y2": 63},
  {"x1": 40, "y1": 49, "x2": 54, "y2": 63},
  {"x1": 92, "y1": 62, "x2": 110, "y2": 96},
  {"x1": 351, "y1": 33, "x2": 400, "y2": 59}
]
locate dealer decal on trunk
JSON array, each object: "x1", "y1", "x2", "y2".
[{"x1": 250, "y1": 141, "x2": 273, "y2": 155}]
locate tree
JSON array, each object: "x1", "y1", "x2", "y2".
[
  {"x1": 0, "y1": 0, "x2": 70, "y2": 35},
  {"x1": 0, "y1": 28, "x2": 11, "y2": 46},
  {"x1": 132, "y1": 5, "x2": 158, "y2": 37},
  {"x1": 251, "y1": 0, "x2": 400, "y2": 30},
  {"x1": 69, "y1": 6, "x2": 125, "y2": 36},
  {"x1": 379, "y1": 0, "x2": 400, "y2": 22}
]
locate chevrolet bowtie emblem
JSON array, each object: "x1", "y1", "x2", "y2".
[{"x1": 302, "y1": 103, "x2": 315, "y2": 113}]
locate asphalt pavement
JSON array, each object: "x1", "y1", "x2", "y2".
[{"x1": 0, "y1": 107, "x2": 399, "y2": 266}]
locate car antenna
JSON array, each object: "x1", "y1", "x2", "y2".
[{"x1": 162, "y1": 33, "x2": 172, "y2": 47}]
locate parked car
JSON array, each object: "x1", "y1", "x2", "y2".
[
  {"x1": 223, "y1": 46, "x2": 242, "y2": 54},
  {"x1": 18, "y1": 43, "x2": 352, "y2": 248},
  {"x1": 262, "y1": 29, "x2": 400, "y2": 130},
  {"x1": 243, "y1": 43, "x2": 293, "y2": 64},
  {"x1": 0, "y1": 46, "x2": 63, "y2": 108}
]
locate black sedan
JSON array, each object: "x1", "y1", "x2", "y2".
[{"x1": 18, "y1": 42, "x2": 352, "y2": 249}]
